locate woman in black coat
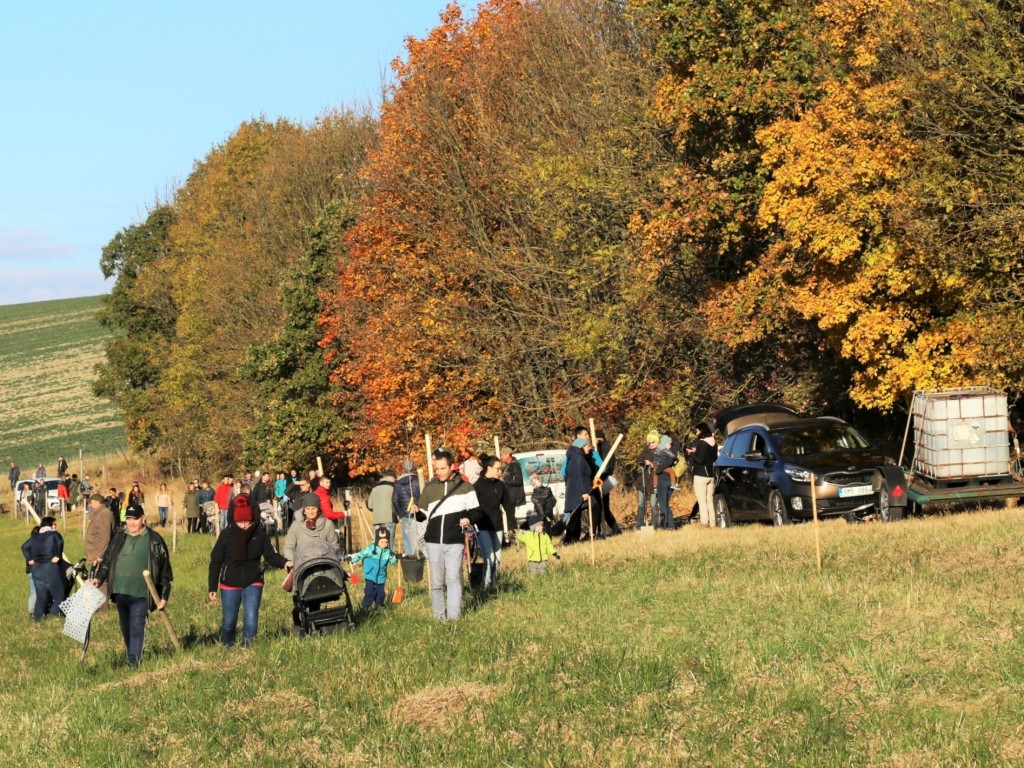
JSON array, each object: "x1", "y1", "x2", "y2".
[
  {"x1": 472, "y1": 456, "x2": 515, "y2": 586},
  {"x1": 208, "y1": 495, "x2": 288, "y2": 648}
]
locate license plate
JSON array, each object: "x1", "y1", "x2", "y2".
[{"x1": 838, "y1": 484, "x2": 873, "y2": 498}]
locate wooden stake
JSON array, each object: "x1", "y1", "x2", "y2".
[
  {"x1": 171, "y1": 502, "x2": 177, "y2": 554},
  {"x1": 587, "y1": 495, "x2": 596, "y2": 567},
  {"x1": 811, "y1": 473, "x2": 822, "y2": 574},
  {"x1": 316, "y1": 455, "x2": 324, "y2": 477},
  {"x1": 493, "y1": 434, "x2": 500, "y2": 457},
  {"x1": 142, "y1": 569, "x2": 181, "y2": 652},
  {"x1": 589, "y1": 418, "x2": 596, "y2": 442},
  {"x1": 425, "y1": 434, "x2": 433, "y2": 479}
]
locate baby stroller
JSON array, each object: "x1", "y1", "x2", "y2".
[
  {"x1": 291, "y1": 540, "x2": 355, "y2": 636},
  {"x1": 202, "y1": 501, "x2": 219, "y2": 535}
]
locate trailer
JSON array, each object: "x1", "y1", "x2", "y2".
[{"x1": 873, "y1": 387, "x2": 1024, "y2": 520}]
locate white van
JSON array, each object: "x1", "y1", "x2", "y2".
[
  {"x1": 511, "y1": 449, "x2": 566, "y2": 526},
  {"x1": 15, "y1": 478, "x2": 63, "y2": 513}
]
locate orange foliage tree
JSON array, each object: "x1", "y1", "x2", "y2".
[{"x1": 323, "y1": 0, "x2": 671, "y2": 472}]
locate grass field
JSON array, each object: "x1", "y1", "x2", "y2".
[
  {"x1": 4, "y1": 504, "x2": 1024, "y2": 767},
  {"x1": 0, "y1": 296, "x2": 125, "y2": 472}
]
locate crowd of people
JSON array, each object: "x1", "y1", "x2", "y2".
[{"x1": 15, "y1": 421, "x2": 721, "y2": 666}]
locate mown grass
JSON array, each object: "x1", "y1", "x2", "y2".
[
  {"x1": 4, "y1": 505, "x2": 1024, "y2": 766},
  {"x1": 0, "y1": 296, "x2": 125, "y2": 470}
]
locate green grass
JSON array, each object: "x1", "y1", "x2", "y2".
[
  {"x1": 0, "y1": 296, "x2": 125, "y2": 469},
  {"x1": 4, "y1": 508, "x2": 1024, "y2": 766}
]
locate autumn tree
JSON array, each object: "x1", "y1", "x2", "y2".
[
  {"x1": 324, "y1": 0, "x2": 672, "y2": 471},
  {"x1": 94, "y1": 204, "x2": 178, "y2": 450}
]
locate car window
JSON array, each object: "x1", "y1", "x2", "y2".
[
  {"x1": 773, "y1": 423, "x2": 872, "y2": 455},
  {"x1": 730, "y1": 432, "x2": 753, "y2": 457},
  {"x1": 750, "y1": 433, "x2": 765, "y2": 455},
  {"x1": 517, "y1": 454, "x2": 566, "y2": 486},
  {"x1": 721, "y1": 434, "x2": 739, "y2": 458}
]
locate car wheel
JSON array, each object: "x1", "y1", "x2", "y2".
[
  {"x1": 714, "y1": 495, "x2": 732, "y2": 528},
  {"x1": 877, "y1": 487, "x2": 904, "y2": 522},
  {"x1": 769, "y1": 490, "x2": 791, "y2": 526}
]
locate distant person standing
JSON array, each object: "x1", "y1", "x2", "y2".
[
  {"x1": 56, "y1": 456, "x2": 68, "y2": 477},
  {"x1": 32, "y1": 479, "x2": 47, "y2": 519},
  {"x1": 184, "y1": 482, "x2": 201, "y2": 533},
  {"x1": 686, "y1": 422, "x2": 718, "y2": 527},
  {"x1": 79, "y1": 474, "x2": 93, "y2": 499},
  {"x1": 500, "y1": 447, "x2": 526, "y2": 513},
  {"x1": 393, "y1": 459, "x2": 421, "y2": 557},
  {"x1": 366, "y1": 470, "x2": 397, "y2": 544},
  {"x1": 214, "y1": 475, "x2": 234, "y2": 531},
  {"x1": 85, "y1": 493, "x2": 115, "y2": 601},
  {"x1": 156, "y1": 483, "x2": 172, "y2": 528},
  {"x1": 9, "y1": 462, "x2": 20, "y2": 490},
  {"x1": 34, "y1": 463, "x2": 46, "y2": 480}
]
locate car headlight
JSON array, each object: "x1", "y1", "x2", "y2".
[{"x1": 784, "y1": 466, "x2": 812, "y2": 483}]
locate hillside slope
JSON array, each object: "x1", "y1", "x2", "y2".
[{"x1": 0, "y1": 295, "x2": 124, "y2": 470}]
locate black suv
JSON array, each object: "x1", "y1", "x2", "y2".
[{"x1": 713, "y1": 416, "x2": 889, "y2": 526}]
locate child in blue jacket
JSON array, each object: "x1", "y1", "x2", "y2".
[{"x1": 348, "y1": 527, "x2": 398, "y2": 609}]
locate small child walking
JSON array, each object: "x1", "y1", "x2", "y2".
[
  {"x1": 349, "y1": 527, "x2": 398, "y2": 609},
  {"x1": 518, "y1": 513, "x2": 558, "y2": 575}
]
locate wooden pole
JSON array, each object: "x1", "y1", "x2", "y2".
[
  {"x1": 589, "y1": 418, "x2": 596, "y2": 441},
  {"x1": 316, "y1": 455, "x2": 324, "y2": 477},
  {"x1": 493, "y1": 434, "x2": 500, "y2": 457},
  {"x1": 587, "y1": 495, "x2": 596, "y2": 567},
  {"x1": 142, "y1": 569, "x2": 182, "y2": 652},
  {"x1": 425, "y1": 434, "x2": 434, "y2": 479},
  {"x1": 171, "y1": 502, "x2": 177, "y2": 554},
  {"x1": 811, "y1": 473, "x2": 822, "y2": 574},
  {"x1": 593, "y1": 434, "x2": 623, "y2": 483}
]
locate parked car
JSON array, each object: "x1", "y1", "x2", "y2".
[
  {"x1": 15, "y1": 477, "x2": 64, "y2": 513},
  {"x1": 510, "y1": 449, "x2": 567, "y2": 526},
  {"x1": 713, "y1": 416, "x2": 890, "y2": 526}
]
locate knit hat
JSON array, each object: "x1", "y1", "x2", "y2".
[
  {"x1": 233, "y1": 496, "x2": 253, "y2": 523},
  {"x1": 382, "y1": 469, "x2": 397, "y2": 480},
  {"x1": 300, "y1": 493, "x2": 321, "y2": 511},
  {"x1": 527, "y1": 513, "x2": 544, "y2": 529},
  {"x1": 658, "y1": 435, "x2": 672, "y2": 450},
  {"x1": 124, "y1": 503, "x2": 145, "y2": 519},
  {"x1": 88, "y1": 493, "x2": 106, "y2": 504},
  {"x1": 645, "y1": 431, "x2": 660, "y2": 444},
  {"x1": 571, "y1": 437, "x2": 589, "y2": 449},
  {"x1": 375, "y1": 527, "x2": 390, "y2": 543}
]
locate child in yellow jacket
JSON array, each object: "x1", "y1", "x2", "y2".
[{"x1": 518, "y1": 513, "x2": 558, "y2": 575}]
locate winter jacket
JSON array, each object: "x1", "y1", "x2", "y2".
[
  {"x1": 531, "y1": 485, "x2": 556, "y2": 522},
  {"x1": 28, "y1": 529, "x2": 64, "y2": 565},
  {"x1": 636, "y1": 447, "x2": 657, "y2": 494},
  {"x1": 184, "y1": 490, "x2": 200, "y2": 519},
  {"x1": 85, "y1": 504, "x2": 115, "y2": 563},
  {"x1": 518, "y1": 529, "x2": 555, "y2": 563},
  {"x1": 366, "y1": 480, "x2": 396, "y2": 526},
  {"x1": 95, "y1": 527, "x2": 173, "y2": 610},
  {"x1": 563, "y1": 445, "x2": 596, "y2": 514},
  {"x1": 392, "y1": 472, "x2": 420, "y2": 519},
  {"x1": 208, "y1": 523, "x2": 287, "y2": 592},
  {"x1": 317, "y1": 486, "x2": 344, "y2": 521},
  {"x1": 689, "y1": 439, "x2": 718, "y2": 478},
  {"x1": 214, "y1": 484, "x2": 233, "y2": 510},
  {"x1": 283, "y1": 515, "x2": 340, "y2": 561},
  {"x1": 350, "y1": 543, "x2": 398, "y2": 585},
  {"x1": 251, "y1": 481, "x2": 274, "y2": 509},
  {"x1": 416, "y1": 476, "x2": 480, "y2": 545},
  {"x1": 197, "y1": 487, "x2": 215, "y2": 506},
  {"x1": 472, "y1": 476, "x2": 514, "y2": 533},
  {"x1": 501, "y1": 459, "x2": 526, "y2": 508}
]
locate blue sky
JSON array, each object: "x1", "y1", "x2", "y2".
[{"x1": 0, "y1": 1, "x2": 454, "y2": 306}]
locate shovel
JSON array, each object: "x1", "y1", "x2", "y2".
[{"x1": 392, "y1": 553, "x2": 404, "y2": 605}]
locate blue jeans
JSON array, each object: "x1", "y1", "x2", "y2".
[
  {"x1": 399, "y1": 515, "x2": 418, "y2": 557},
  {"x1": 158, "y1": 506, "x2": 169, "y2": 526},
  {"x1": 656, "y1": 480, "x2": 675, "y2": 530},
  {"x1": 362, "y1": 581, "x2": 386, "y2": 609},
  {"x1": 636, "y1": 489, "x2": 658, "y2": 529},
  {"x1": 113, "y1": 594, "x2": 149, "y2": 666},
  {"x1": 28, "y1": 573, "x2": 36, "y2": 615},
  {"x1": 32, "y1": 563, "x2": 64, "y2": 619},
  {"x1": 219, "y1": 508, "x2": 228, "y2": 531},
  {"x1": 477, "y1": 530, "x2": 501, "y2": 586},
  {"x1": 220, "y1": 584, "x2": 263, "y2": 647},
  {"x1": 426, "y1": 542, "x2": 464, "y2": 621}
]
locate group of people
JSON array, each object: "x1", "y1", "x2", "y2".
[{"x1": 16, "y1": 422, "x2": 722, "y2": 666}]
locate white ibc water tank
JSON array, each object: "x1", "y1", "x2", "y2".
[{"x1": 911, "y1": 387, "x2": 1010, "y2": 480}]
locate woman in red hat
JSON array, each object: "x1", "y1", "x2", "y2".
[{"x1": 208, "y1": 495, "x2": 289, "y2": 648}]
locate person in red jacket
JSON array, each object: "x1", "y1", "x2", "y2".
[
  {"x1": 214, "y1": 475, "x2": 234, "y2": 531},
  {"x1": 316, "y1": 476, "x2": 344, "y2": 521}
]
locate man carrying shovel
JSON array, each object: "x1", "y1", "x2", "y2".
[{"x1": 92, "y1": 503, "x2": 174, "y2": 668}]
